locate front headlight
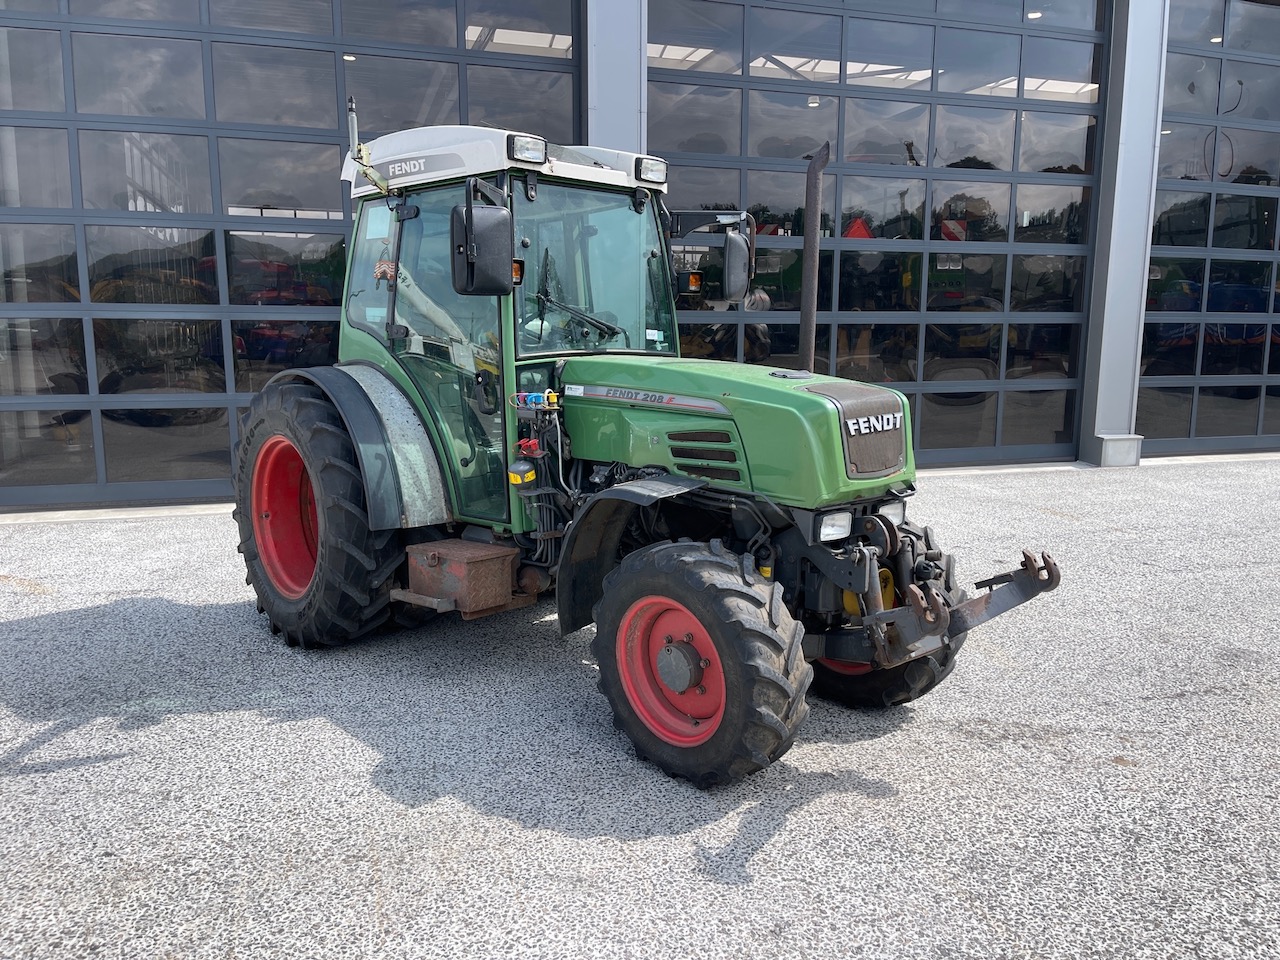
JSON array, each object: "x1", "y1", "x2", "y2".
[
  {"x1": 818, "y1": 511, "x2": 853, "y2": 542},
  {"x1": 877, "y1": 500, "x2": 907, "y2": 526}
]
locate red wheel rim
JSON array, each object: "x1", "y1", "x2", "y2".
[
  {"x1": 817, "y1": 658, "x2": 874, "y2": 676},
  {"x1": 251, "y1": 434, "x2": 318, "y2": 600},
  {"x1": 615, "y1": 596, "x2": 725, "y2": 747}
]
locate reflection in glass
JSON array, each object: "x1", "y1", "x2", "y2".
[
  {"x1": 1163, "y1": 53, "x2": 1221, "y2": 115},
  {"x1": 79, "y1": 130, "x2": 212, "y2": 214},
  {"x1": 751, "y1": 249, "x2": 833, "y2": 311},
  {"x1": 1215, "y1": 127, "x2": 1280, "y2": 183},
  {"x1": 344, "y1": 56, "x2": 460, "y2": 139},
  {"x1": 0, "y1": 411, "x2": 96, "y2": 487},
  {"x1": 0, "y1": 28, "x2": 65, "y2": 112},
  {"x1": 102, "y1": 408, "x2": 230, "y2": 482},
  {"x1": 70, "y1": 0, "x2": 198, "y2": 19},
  {"x1": 919, "y1": 393, "x2": 996, "y2": 448},
  {"x1": 0, "y1": 0, "x2": 59, "y2": 10},
  {"x1": 0, "y1": 128, "x2": 71, "y2": 208},
  {"x1": 839, "y1": 252, "x2": 921, "y2": 312},
  {"x1": 1200, "y1": 322, "x2": 1265, "y2": 374},
  {"x1": 938, "y1": 0, "x2": 1019, "y2": 22},
  {"x1": 845, "y1": 18, "x2": 932, "y2": 91},
  {"x1": 94, "y1": 319, "x2": 226, "y2": 394},
  {"x1": 1146, "y1": 258, "x2": 1205, "y2": 311},
  {"x1": 211, "y1": 0, "x2": 333, "y2": 35},
  {"x1": 213, "y1": 44, "x2": 336, "y2": 129},
  {"x1": 342, "y1": 0, "x2": 457, "y2": 48},
  {"x1": 931, "y1": 182, "x2": 1010, "y2": 243},
  {"x1": 1027, "y1": 0, "x2": 1100, "y2": 29},
  {"x1": 468, "y1": 66, "x2": 574, "y2": 144},
  {"x1": 1020, "y1": 112, "x2": 1095, "y2": 174},
  {"x1": 666, "y1": 166, "x2": 740, "y2": 212},
  {"x1": 924, "y1": 324, "x2": 999, "y2": 379},
  {"x1": 746, "y1": 170, "x2": 835, "y2": 235},
  {"x1": 467, "y1": 0, "x2": 573, "y2": 58},
  {"x1": 843, "y1": 99, "x2": 928, "y2": 166},
  {"x1": 1213, "y1": 194, "x2": 1277, "y2": 249},
  {"x1": 927, "y1": 254, "x2": 1007, "y2": 311},
  {"x1": 1206, "y1": 259, "x2": 1270, "y2": 311},
  {"x1": 226, "y1": 232, "x2": 344, "y2": 306},
  {"x1": 73, "y1": 34, "x2": 204, "y2": 119},
  {"x1": 1010, "y1": 255, "x2": 1086, "y2": 312},
  {"x1": 1227, "y1": 0, "x2": 1280, "y2": 55},
  {"x1": 648, "y1": 82, "x2": 741, "y2": 156},
  {"x1": 648, "y1": 0, "x2": 742, "y2": 74},
  {"x1": 836, "y1": 323, "x2": 917, "y2": 381},
  {"x1": 748, "y1": 90, "x2": 837, "y2": 159},
  {"x1": 744, "y1": 324, "x2": 831, "y2": 372},
  {"x1": 1196, "y1": 385, "x2": 1260, "y2": 435},
  {"x1": 219, "y1": 139, "x2": 343, "y2": 218},
  {"x1": 936, "y1": 28, "x2": 1019, "y2": 97},
  {"x1": 233, "y1": 320, "x2": 338, "y2": 391},
  {"x1": 86, "y1": 227, "x2": 217, "y2": 304},
  {"x1": 1168, "y1": 0, "x2": 1224, "y2": 43},
  {"x1": 1022, "y1": 38, "x2": 1100, "y2": 103},
  {"x1": 1219, "y1": 60, "x2": 1280, "y2": 121},
  {"x1": 841, "y1": 177, "x2": 924, "y2": 240},
  {"x1": 0, "y1": 225, "x2": 79, "y2": 303},
  {"x1": 1273, "y1": 327, "x2": 1280, "y2": 372},
  {"x1": 748, "y1": 8, "x2": 841, "y2": 83},
  {"x1": 1002, "y1": 390, "x2": 1075, "y2": 445},
  {"x1": 1006, "y1": 323, "x2": 1079, "y2": 379},
  {"x1": 1137, "y1": 386, "x2": 1193, "y2": 438},
  {"x1": 1264, "y1": 386, "x2": 1280, "y2": 433},
  {"x1": 1016, "y1": 184, "x2": 1089, "y2": 244},
  {"x1": 679, "y1": 322, "x2": 737, "y2": 360},
  {"x1": 1157, "y1": 123, "x2": 1213, "y2": 180},
  {"x1": 1142, "y1": 322, "x2": 1199, "y2": 375},
  {"x1": 0, "y1": 320, "x2": 86, "y2": 396},
  {"x1": 1151, "y1": 190, "x2": 1209, "y2": 246},
  {"x1": 933, "y1": 105, "x2": 1015, "y2": 170}
]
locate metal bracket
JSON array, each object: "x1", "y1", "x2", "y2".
[{"x1": 948, "y1": 551, "x2": 1060, "y2": 638}]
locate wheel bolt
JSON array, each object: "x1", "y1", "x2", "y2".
[
  {"x1": 684, "y1": 633, "x2": 694, "y2": 642},
  {"x1": 697, "y1": 685, "x2": 706, "y2": 695},
  {"x1": 699, "y1": 658, "x2": 710, "y2": 668}
]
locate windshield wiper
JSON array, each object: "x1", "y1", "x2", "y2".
[{"x1": 535, "y1": 248, "x2": 630, "y2": 347}]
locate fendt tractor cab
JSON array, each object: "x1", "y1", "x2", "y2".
[{"x1": 234, "y1": 105, "x2": 1060, "y2": 788}]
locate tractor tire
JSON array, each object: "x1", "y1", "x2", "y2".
[
  {"x1": 810, "y1": 588, "x2": 969, "y2": 709},
  {"x1": 234, "y1": 381, "x2": 402, "y2": 648},
  {"x1": 591, "y1": 540, "x2": 813, "y2": 789}
]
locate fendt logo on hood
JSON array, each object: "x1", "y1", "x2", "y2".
[{"x1": 846, "y1": 412, "x2": 903, "y2": 437}]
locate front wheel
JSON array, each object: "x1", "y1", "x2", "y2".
[{"x1": 591, "y1": 540, "x2": 812, "y2": 789}]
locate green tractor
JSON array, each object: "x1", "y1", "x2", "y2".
[{"x1": 234, "y1": 109, "x2": 1060, "y2": 788}]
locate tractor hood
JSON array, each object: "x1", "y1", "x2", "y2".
[{"x1": 558, "y1": 356, "x2": 915, "y2": 508}]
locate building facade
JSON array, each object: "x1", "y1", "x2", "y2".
[{"x1": 0, "y1": 0, "x2": 1272, "y2": 508}]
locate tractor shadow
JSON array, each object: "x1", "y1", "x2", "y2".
[{"x1": 0, "y1": 596, "x2": 911, "y2": 884}]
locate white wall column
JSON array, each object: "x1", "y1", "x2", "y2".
[{"x1": 584, "y1": 0, "x2": 647, "y2": 151}]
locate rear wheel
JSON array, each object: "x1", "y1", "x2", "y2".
[
  {"x1": 234, "y1": 381, "x2": 402, "y2": 648},
  {"x1": 592, "y1": 540, "x2": 812, "y2": 788}
]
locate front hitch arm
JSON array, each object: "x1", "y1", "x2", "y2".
[{"x1": 946, "y1": 550, "x2": 1060, "y2": 638}]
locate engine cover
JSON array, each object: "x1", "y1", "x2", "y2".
[{"x1": 802, "y1": 381, "x2": 907, "y2": 478}]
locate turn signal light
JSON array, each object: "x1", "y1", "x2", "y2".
[{"x1": 512, "y1": 259, "x2": 524, "y2": 285}]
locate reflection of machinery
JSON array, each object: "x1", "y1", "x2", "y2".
[{"x1": 230, "y1": 259, "x2": 338, "y2": 306}]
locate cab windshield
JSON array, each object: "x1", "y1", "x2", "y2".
[{"x1": 514, "y1": 181, "x2": 677, "y2": 357}]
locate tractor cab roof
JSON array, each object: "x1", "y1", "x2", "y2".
[{"x1": 341, "y1": 125, "x2": 668, "y2": 199}]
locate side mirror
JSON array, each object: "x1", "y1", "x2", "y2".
[
  {"x1": 722, "y1": 231, "x2": 751, "y2": 302},
  {"x1": 451, "y1": 203, "x2": 514, "y2": 296}
]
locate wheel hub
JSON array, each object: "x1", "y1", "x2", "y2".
[{"x1": 656, "y1": 639, "x2": 703, "y2": 693}]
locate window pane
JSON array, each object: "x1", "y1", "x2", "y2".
[
  {"x1": 743, "y1": 323, "x2": 832, "y2": 372},
  {"x1": 344, "y1": 56, "x2": 460, "y2": 139},
  {"x1": 70, "y1": 0, "x2": 198, "y2": 20},
  {"x1": 0, "y1": 225, "x2": 79, "y2": 303},
  {"x1": 213, "y1": 44, "x2": 336, "y2": 128},
  {"x1": 1142, "y1": 322, "x2": 1199, "y2": 375},
  {"x1": 748, "y1": 8, "x2": 841, "y2": 83},
  {"x1": 924, "y1": 324, "x2": 1000, "y2": 380},
  {"x1": 1215, "y1": 127, "x2": 1280, "y2": 183},
  {"x1": 679, "y1": 322, "x2": 739, "y2": 359},
  {"x1": 841, "y1": 176, "x2": 925, "y2": 239},
  {"x1": 748, "y1": 90, "x2": 837, "y2": 159},
  {"x1": 1201, "y1": 322, "x2": 1265, "y2": 374},
  {"x1": 1020, "y1": 111, "x2": 1096, "y2": 174},
  {"x1": 1170, "y1": 0, "x2": 1225, "y2": 43},
  {"x1": 843, "y1": 99, "x2": 928, "y2": 166},
  {"x1": 927, "y1": 254, "x2": 1007, "y2": 311},
  {"x1": 751, "y1": 249, "x2": 833, "y2": 311},
  {"x1": 1010, "y1": 255, "x2": 1086, "y2": 311},
  {"x1": 341, "y1": 0, "x2": 457, "y2": 48},
  {"x1": 233, "y1": 320, "x2": 338, "y2": 391},
  {"x1": 673, "y1": 244, "x2": 727, "y2": 310},
  {"x1": 1147, "y1": 258, "x2": 1205, "y2": 311},
  {"x1": 1016, "y1": 184, "x2": 1090, "y2": 243},
  {"x1": 1219, "y1": 60, "x2": 1280, "y2": 121},
  {"x1": 0, "y1": 0, "x2": 60, "y2": 10},
  {"x1": 938, "y1": 0, "x2": 1020, "y2": 22},
  {"x1": 845, "y1": 18, "x2": 932, "y2": 91},
  {"x1": 467, "y1": 66, "x2": 573, "y2": 144},
  {"x1": 0, "y1": 319, "x2": 86, "y2": 396},
  {"x1": 666, "y1": 166, "x2": 740, "y2": 211},
  {"x1": 1137, "y1": 386, "x2": 1193, "y2": 438},
  {"x1": 1272, "y1": 326, "x2": 1280, "y2": 372},
  {"x1": 226, "y1": 232, "x2": 344, "y2": 306},
  {"x1": 1163, "y1": 53, "x2": 1220, "y2": 115},
  {"x1": 746, "y1": 170, "x2": 835, "y2": 235},
  {"x1": 1195, "y1": 384, "x2": 1260, "y2": 435},
  {"x1": 1227, "y1": 0, "x2": 1280, "y2": 55},
  {"x1": 467, "y1": 0, "x2": 572, "y2": 58},
  {"x1": 1158, "y1": 123, "x2": 1213, "y2": 181},
  {"x1": 648, "y1": 82, "x2": 741, "y2": 156},
  {"x1": 0, "y1": 28, "x2": 65, "y2": 112},
  {"x1": 931, "y1": 182, "x2": 1011, "y2": 242},
  {"x1": 1206, "y1": 258, "x2": 1271, "y2": 311},
  {"x1": 94, "y1": 319, "x2": 226, "y2": 395},
  {"x1": 79, "y1": 130, "x2": 212, "y2": 215},
  {"x1": 836, "y1": 323, "x2": 918, "y2": 381},
  {"x1": 0, "y1": 411, "x2": 96, "y2": 486},
  {"x1": 0, "y1": 128, "x2": 71, "y2": 208},
  {"x1": 919, "y1": 393, "x2": 996, "y2": 448},
  {"x1": 72, "y1": 34, "x2": 204, "y2": 119},
  {"x1": 934, "y1": 105, "x2": 1016, "y2": 170},
  {"x1": 85, "y1": 226, "x2": 217, "y2": 304},
  {"x1": 839, "y1": 252, "x2": 921, "y2": 311},
  {"x1": 1006, "y1": 323, "x2": 1080, "y2": 378},
  {"x1": 211, "y1": 0, "x2": 333, "y2": 35},
  {"x1": 1027, "y1": 0, "x2": 1100, "y2": 29},
  {"x1": 936, "y1": 28, "x2": 1019, "y2": 97},
  {"x1": 1151, "y1": 190, "x2": 1210, "y2": 246},
  {"x1": 648, "y1": 0, "x2": 743, "y2": 74},
  {"x1": 1212, "y1": 193, "x2": 1277, "y2": 249},
  {"x1": 1023, "y1": 38, "x2": 1100, "y2": 103},
  {"x1": 1001, "y1": 389, "x2": 1076, "y2": 445},
  {"x1": 1267, "y1": 386, "x2": 1280, "y2": 432},
  {"x1": 218, "y1": 139, "x2": 343, "y2": 218},
  {"x1": 102, "y1": 408, "x2": 230, "y2": 482}
]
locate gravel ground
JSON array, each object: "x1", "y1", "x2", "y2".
[{"x1": 1, "y1": 456, "x2": 1277, "y2": 960}]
